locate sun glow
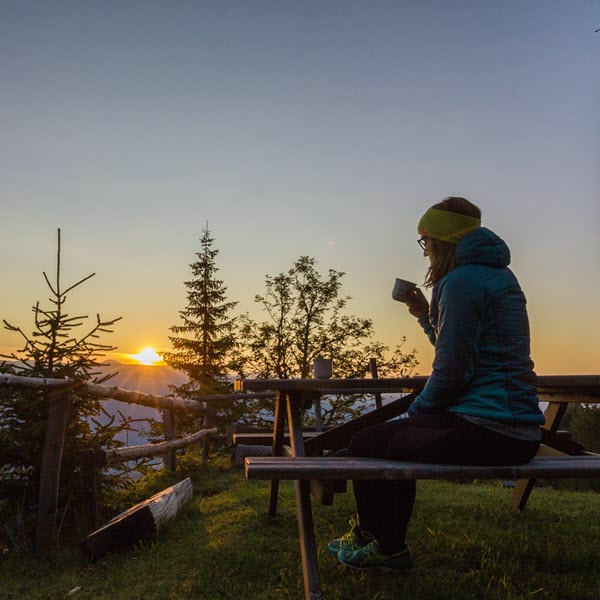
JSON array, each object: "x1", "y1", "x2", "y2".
[{"x1": 131, "y1": 347, "x2": 163, "y2": 366}]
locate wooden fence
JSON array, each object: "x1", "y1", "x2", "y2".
[{"x1": 0, "y1": 373, "x2": 275, "y2": 558}]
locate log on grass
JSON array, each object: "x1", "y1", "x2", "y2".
[{"x1": 80, "y1": 478, "x2": 193, "y2": 560}]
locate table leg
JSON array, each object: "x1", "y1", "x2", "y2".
[
  {"x1": 288, "y1": 393, "x2": 322, "y2": 600},
  {"x1": 510, "y1": 401, "x2": 568, "y2": 511},
  {"x1": 268, "y1": 391, "x2": 287, "y2": 517}
]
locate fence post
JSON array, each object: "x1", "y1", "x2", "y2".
[
  {"x1": 201, "y1": 402, "x2": 214, "y2": 464},
  {"x1": 78, "y1": 449, "x2": 99, "y2": 531},
  {"x1": 162, "y1": 408, "x2": 177, "y2": 471},
  {"x1": 34, "y1": 387, "x2": 70, "y2": 558},
  {"x1": 369, "y1": 358, "x2": 383, "y2": 409}
]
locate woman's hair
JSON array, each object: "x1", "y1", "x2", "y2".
[{"x1": 423, "y1": 197, "x2": 481, "y2": 288}]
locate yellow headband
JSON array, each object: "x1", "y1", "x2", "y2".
[{"x1": 417, "y1": 208, "x2": 481, "y2": 244}]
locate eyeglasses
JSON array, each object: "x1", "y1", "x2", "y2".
[{"x1": 417, "y1": 237, "x2": 428, "y2": 256}]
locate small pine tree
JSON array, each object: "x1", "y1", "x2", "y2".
[
  {"x1": 0, "y1": 229, "x2": 123, "y2": 540},
  {"x1": 162, "y1": 226, "x2": 239, "y2": 436}
]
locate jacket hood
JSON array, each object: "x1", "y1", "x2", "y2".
[{"x1": 455, "y1": 227, "x2": 511, "y2": 268}]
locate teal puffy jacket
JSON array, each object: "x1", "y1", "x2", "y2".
[{"x1": 408, "y1": 227, "x2": 544, "y2": 425}]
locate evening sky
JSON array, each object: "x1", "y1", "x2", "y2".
[{"x1": 1, "y1": 1, "x2": 599, "y2": 374}]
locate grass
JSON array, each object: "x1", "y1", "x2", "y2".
[{"x1": 1, "y1": 452, "x2": 599, "y2": 600}]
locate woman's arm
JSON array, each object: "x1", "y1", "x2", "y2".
[
  {"x1": 407, "y1": 289, "x2": 436, "y2": 345},
  {"x1": 408, "y1": 275, "x2": 481, "y2": 416}
]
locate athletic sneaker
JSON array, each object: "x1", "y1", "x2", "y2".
[
  {"x1": 327, "y1": 518, "x2": 373, "y2": 558},
  {"x1": 337, "y1": 539, "x2": 412, "y2": 572}
]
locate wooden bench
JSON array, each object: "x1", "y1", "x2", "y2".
[{"x1": 246, "y1": 455, "x2": 600, "y2": 600}]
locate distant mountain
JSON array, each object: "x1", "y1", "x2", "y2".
[
  {"x1": 0, "y1": 360, "x2": 192, "y2": 447},
  {"x1": 94, "y1": 361, "x2": 190, "y2": 446},
  {"x1": 97, "y1": 360, "x2": 189, "y2": 396}
]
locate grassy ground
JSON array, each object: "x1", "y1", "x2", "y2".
[{"x1": 2, "y1": 452, "x2": 599, "y2": 600}]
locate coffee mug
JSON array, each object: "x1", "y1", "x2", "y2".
[
  {"x1": 392, "y1": 278, "x2": 417, "y2": 303},
  {"x1": 313, "y1": 358, "x2": 333, "y2": 379}
]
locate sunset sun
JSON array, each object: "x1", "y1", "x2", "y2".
[{"x1": 131, "y1": 347, "x2": 162, "y2": 366}]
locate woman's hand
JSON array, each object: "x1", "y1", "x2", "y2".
[{"x1": 407, "y1": 288, "x2": 429, "y2": 319}]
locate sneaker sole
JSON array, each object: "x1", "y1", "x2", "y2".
[{"x1": 337, "y1": 558, "x2": 413, "y2": 573}]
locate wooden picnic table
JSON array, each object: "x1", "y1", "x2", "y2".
[{"x1": 234, "y1": 375, "x2": 600, "y2": 600}]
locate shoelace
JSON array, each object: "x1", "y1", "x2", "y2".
[
  {"x1": 360, "y1": 541, "x2": 381, "y2": 562},
  {"x1": 338, "y1": 518, "x2": 358, "y2": 545}
]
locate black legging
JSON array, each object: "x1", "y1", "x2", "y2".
[{"x1": 349, "y1": 412, "x2": 539, "y2": 554}]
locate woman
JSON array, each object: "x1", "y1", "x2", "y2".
[{"x1": 328, "y1": 196, "x2": 544, "y2": 571}]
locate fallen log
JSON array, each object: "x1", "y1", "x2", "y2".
[{"x1": 80, "y1": 478, "x2": 193, "y2": 560}]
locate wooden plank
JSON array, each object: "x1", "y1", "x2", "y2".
[
  {"x1": 268, "y1": 392, "x2": 287, "y2": 517},
  {"x1": 78, "y1": 449, "x2": 99, "y2": 531},
  {"x1": 234, "y1": 374, "x2": 600, "y2": 396},
  {"x1": 162, "y1": 408, "x2": 177, "y2": 471},
  {"x1": 190, "y1": 391, "x2": 277, "y2": 402},
  {"x1": 233, "y1": 432, "x2": 321, "y2": 445},
  {"x1": 286, "y1": 393, "x2": 322, "y2": 600},
  {"x1": 308, "y1": 480, "x2": 336, "y2": 505},
  {"x1": 538, "y1": 393, "x2": 600, "y2": 404},
  {"x1": 231, "y1": 444, "x2": 273, "y2": 468},
  {"x1": 369, "y1": 358, "x2": 383, "y2": 409},
  {"x1": 295, "y1": 479, "x2": 322, "y2": 600},
  {"x1": 234, "y1": 377, "x2": 429, "y2": 392},
  {"x1": 82, "y1": 381, "x2": 206, "y2": 413},
  {"x1": 540, "y1": 427, "x2": 583, "y2": 454},
  {"x1": 34, "y1": 389, "x2": 71, "y2": 559},
  {"x1": 246, "y1": 456, "x2": 600, "y2": 481},
  {"x1": 510, "y1": 400, "x2": 569, "y2": 511},
  {"x1": 0, "y1": 374, "x2": 71, "y2": 388},
  {"x1": 544, "y1": 403, "x2": 569, "y2": 432},
  {"x1": 313, "y1": 397, "x2": 323, "y2": 432},
  {"x1": 509, "y1": 478, "x2": 535, "y2": 511},
  {"x1": 103, "y1": 427, "x2": 217, "y2": 462},
  {"x1": 287, "y1": 393, "x2": 306, "y2": 458},
  {"x1": 536, "y1": 375, "x2": 600, "y2": 397},
  {"x1": 304, "y1": 392, "x2": 418, "y2": 455},
  {"x1": 80, "y1": 478, "x2": 193, "y2": 561}
]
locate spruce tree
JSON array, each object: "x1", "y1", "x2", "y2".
[{"x1": 163, "y1": 226, "x2": 238, "y2": 436}]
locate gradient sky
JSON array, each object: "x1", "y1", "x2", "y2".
[{"x1": 1, "y1": 1, "x2": 599, "y2": 375}]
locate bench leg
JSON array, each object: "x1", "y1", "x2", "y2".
[
  {"x1": 509, "y1": 478, "x2": 536, "y2": 511},
  {"x1": 295, "y1": 479, "x2": 322, "y2": 600},
  {"x1": 286, "y1": 393, "x2": 322, "y2": 599},
  {"x1": 510, "y1": 401, "x2": 567, "y2": 511},
  {"x1": 268, "y1": 392, "x2": 287, "y2": 517}
]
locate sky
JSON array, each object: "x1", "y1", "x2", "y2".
[{"x1": 1, "y1": 1, "x2": 599, "y2": 375}]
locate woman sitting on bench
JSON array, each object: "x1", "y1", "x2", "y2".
[{"x1": 328, "y1": 196, "x2": 544, "y2": 572}]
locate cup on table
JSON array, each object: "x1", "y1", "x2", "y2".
[
  {"x1": 313, "y1": 358, "x2": 333, "y2": 379},
  {"x1": 392, "y1": 278, "x2": 418, "y2": 303}
]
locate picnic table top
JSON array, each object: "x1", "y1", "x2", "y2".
[{"x1": 234, "y1": 375, "x2": 600, "y2": 397}]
